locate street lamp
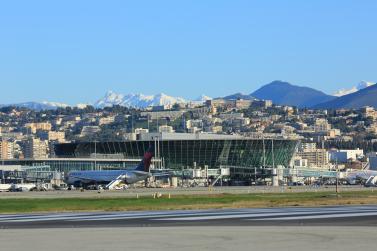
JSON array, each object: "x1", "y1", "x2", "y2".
[{"x1": 335, "y1": 158, "x2": 339, "y2": 194}]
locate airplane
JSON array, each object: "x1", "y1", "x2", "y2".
[{"x1": 66, "y1": 146, "x2": 157, "y2": 189}]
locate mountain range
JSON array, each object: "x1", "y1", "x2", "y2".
[
  {"x1": 94, "y1": 91, "x2": 189, "y2": 108},
  {"x1": 333, "y1": 81, "x2": 375, "y2": 97},
  {"x1": 222, "y1": 93, "x2": 255, "y2": 101},
  {"x1": 94, "y1": 91, "x2": 213, "y2": 108},
  {"x1": 222, "y1": 80, "x2": 376, "y2": 109},
  {"x1": 0, "y1": 101, "x2": 69, "y2": 111},
  {"x1": 1, "y1": 80, "x2": 376, "y2": 110},
  {"x1": 251, "y1": 81, "x2": 335, "y2": 108},
  {"x1": 0, "y1": 92, "x2": 213, "y2": 111},
  {"x1": 314, "y1": 83, "x2": 377, "y2": 109}
]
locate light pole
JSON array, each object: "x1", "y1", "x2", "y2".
[
  {"x1": 254, "y1": 166, "x2": 257, "y2": 185},
  {"x1": 335, "y1": 158, "x2": 339, "y2": 194},
  {"x1": 94, "y1": 140, "x2": 97, "y2": 171}
]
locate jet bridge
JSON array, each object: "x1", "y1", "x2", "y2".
[{"x1": 284, "y1": 168, "x2": 337, "y2": 178}]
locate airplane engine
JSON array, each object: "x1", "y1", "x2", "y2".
[{"x1": 124, "y1": 173, "x2": 137, "y2": 184}]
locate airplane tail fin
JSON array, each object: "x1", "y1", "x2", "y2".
[{"x1": 135, "y1": 145, "x2": 154, "y2": 172}]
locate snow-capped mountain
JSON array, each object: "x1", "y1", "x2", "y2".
[
  {"x1": 94, "y1": 91, "x2": 187, "y2": 108},
  {"x1": 75, "y1": 103, "x2": 90, "y2": 109},
  {"x1": 194, "y1": 95, "x2": 212, "y2": 102},
  {"x1": 333, "y1": 81, "x2": 376, "y2": 97},
  {"x1": 0, "y1": 91, "x2": 210, "y2": 110},
  {"x1": 94, "y1": 91, "x2": 126, "y2": 108},
  {"x1": 0, "y1": 101, "x2": 69, "y2": 111},
  {"x1": 41, "y1": 101, "x2": 69, "y2": 108}
]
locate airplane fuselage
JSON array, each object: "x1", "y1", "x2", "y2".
[
  {"x1": 67, "y1": 145, "x2": 155, "y2": 188},
  {"x1": 66, "y1": 170, "x2": 151, "y2": 186}
]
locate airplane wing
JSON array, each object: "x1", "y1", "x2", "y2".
[
  {"x1": 69, "y1": 175, "x2": 97, "y2": 182},
  {"x1": 151, "y1": 171, "x2": 172, "y2": 177}
]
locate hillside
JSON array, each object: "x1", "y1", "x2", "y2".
[
  {"x1": 251, "y1": 81, "x2": 335, "y2": 108},
  {"x1": 314, "y1": 84, "x2": 377, "y2": 109}
]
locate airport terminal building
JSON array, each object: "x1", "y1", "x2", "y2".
[{"x1": 54, "y1": 133, "x2": 299, "y2": 180}]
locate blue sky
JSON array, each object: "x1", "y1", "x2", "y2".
[{"x1": 0, "y1": 0, "x2": 376, "y2": 105}]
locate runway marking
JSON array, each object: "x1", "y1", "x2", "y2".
[
  {"x1": 1, "y1": 206, "x2": 377, "y2": 223},
  {"x1": 153, "y1": 207, "x2": 377, "y2": 221},
  {"x1": 0, "y1": 210, "x2": 261, "y2": 223},
  {"x1": 0, "y1": 209, "x2": 345, "y2": 222},
  {"x1": 253, "y1": 211, "x2": 377, "y2": 221},
  {"x1": 67, "y1": 210, "x2": 319, "y2": 222},
  {"x1": 156, "y1": 213, "x2": 300, "y2": 221}
]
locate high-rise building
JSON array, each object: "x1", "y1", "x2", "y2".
[
  {"x1": 23, "y1": 138, "x2": 48, "y2": 159},
  {"x1": 296, "y1": 149, "x2": 329, "y2": 168},
  {"x1": 0, "y1": 140, "x2": 14, "y2": 159}
]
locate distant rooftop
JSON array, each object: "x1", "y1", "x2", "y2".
[{"x1": 135, "y1": 132, "x2": 299, "y2": 141}]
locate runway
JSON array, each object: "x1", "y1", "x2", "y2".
[
  {"x1": 3, "y1": 226, "x2": 377, "y2": 251},
  {"x1": 1, "y1": 205, "x2": 377, "y2": 228},
  {"x1": 2, "y1": 206, "x2": 377, "y2": 251}
]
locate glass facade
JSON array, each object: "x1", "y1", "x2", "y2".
[
  {"x1": 55, "y1": 139, "x2": 298, "y2": 177},
  {"x1": 1, "y1": 159, "x2": 140, "y2": 174}
]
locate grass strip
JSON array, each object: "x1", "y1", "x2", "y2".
[{"x1": 1, "y1": 191, "x2": 377, "y2": 213}]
